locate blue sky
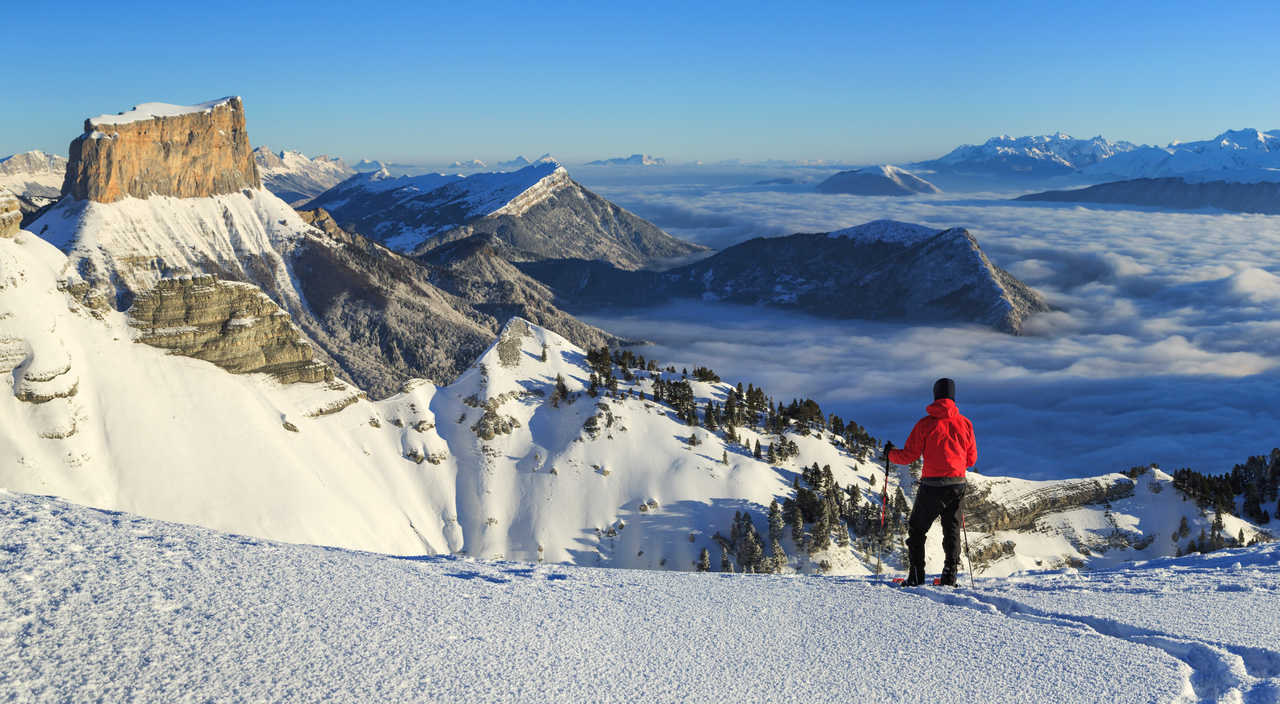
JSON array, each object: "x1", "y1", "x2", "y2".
[{"x1": 5, "y1": 0, "x2": 1280, "y2": 165}]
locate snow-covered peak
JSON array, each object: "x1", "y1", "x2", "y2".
[
  {"x1": 1084, "y1": 127, "x2": 1280, "y2": 180},
  {"x1": 921, "y1": 133, "x2": 1139, "y2": 172},
  {"x1": 0, "y1": 151, "x2": 69, "y2": 200},
  {"x1": 88, "y1": 97, "x2": 239, "y2": 127},
  {"x1": 450, "y1": 159, "x2": 488, "y2": 169},
  {"x1": 826, "y1": 219, "x2": 943, "y2": 245}
]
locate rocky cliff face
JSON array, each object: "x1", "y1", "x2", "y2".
[
  {"x1": 964, "y1": 475, "x2": 1136, "y2": 533},
  {"x1": 62, "y1": 97, "x2": 260, "y2": 203},
  {"x1": 128, "y1": 275, "x2": 332, "y2": 384},
  {"x1": 0, "y1": 190, "x2": 19, "y2": 238}
]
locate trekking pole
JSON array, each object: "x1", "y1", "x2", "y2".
[
  {"x1": 876, "y1": 447, "x2": 891, "y2": 575},
  {"x1": 961, "y1": 501, "x2": 975, "y2": 589}
]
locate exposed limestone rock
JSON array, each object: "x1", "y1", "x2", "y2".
[
  {"x1": 583, "y1": 402, "x2": 616, "y2": 440},
  {"x1": 0, "y1": 190, "x2": 20, "y2": 238},
  {"x1": 965, "y1": 475, "x2": 1136, "y2": 533},
  {"x1": 495, "y1": 318, "x2": 531, "y2": 368},
  {"x1": 62, "y1": 97, "x2": 260, "y2": 203},
  {"x1": 127, "y1": 275, "x2": 331, "y2": 384}
]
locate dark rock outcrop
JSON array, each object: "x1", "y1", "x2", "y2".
[
  {"x1": 62, "y1": 97, "x2": 260, "y2": 202},
  {"x1": 521, "y1": 220, "x2": 1049, "y2": 334},
  {"x1": 1017, "y1": 177, "x2": 1280, "y2": 214}
]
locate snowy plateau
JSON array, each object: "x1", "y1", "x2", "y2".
[{"x1": 4, "y1": 492, "x2": 1279, "y2": 702}]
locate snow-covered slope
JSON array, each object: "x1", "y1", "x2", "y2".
[
  {"x1": 5, "y1": 490, "x2": 1277, "y2": 702},
  {"x1": 307, "y1": 161, "x2": 705, "y2": 269},
  {"x1": 0, "y1": 227, "x2": 439, "y2": 552},
  {"x1": 253, "y1": 146, "x2": 355, "y2": 205},
  {"x1": 2, "y1": 218, "x2": 1263, "y2": 576},
  {"x1": 26, "y1": 185, "x2": 616, "y2": 396},
  {"x1": 816, "y1": 164, "x2": 941, "y2": 195}
]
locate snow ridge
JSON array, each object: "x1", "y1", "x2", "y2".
[{"x1": 88, "y1": 97, "x2": 238, "y2": 126}]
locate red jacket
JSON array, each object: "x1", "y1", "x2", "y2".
[{"x1": 888, "y1": 398, "x2": 976, "y2": 478}]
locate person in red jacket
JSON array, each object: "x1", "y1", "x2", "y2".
[{"x1": 884, "y1": 378, "x2": 976, "y2": 586}]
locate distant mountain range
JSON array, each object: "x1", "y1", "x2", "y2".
[
  {"x1": 909, "y1": 129, "x2": 1280, "y2": 186},
  {"x1": 253, "y1": 147, "x2": 355, "y2": 205},
  {"x1": 585, "y1": 154, "x2": 665, "y2": 167},
  {"x1": 304, "y1": 161, "x2": 705, "y2": 269}
]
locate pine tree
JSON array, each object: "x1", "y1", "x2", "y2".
[
  {"x1": 789, "y1": 501, "x2": 805, "y2": 545},
  {"x1": 769, "y1": 538, "x2": 787, "y2": 573},
  {"x1": 754, "y1": 440, "x2": 762, "y2": 459},
  {"x1": 698, "y1": 548, "x2": 711, "y2": 572},
  {"x1": 1238, "y1": 528, "x2": 1246, "y2": 545},
  {"x1": 720, "y1": 545, "x2": 732, "y2": 573},
  {"x1": 810, "y1": 512, "x2": 831, "y2": 553},
  {"x1": 539, "y1": 343, "x2": 548, "y2": 362},
  {"x1": 721, "y1": 450, "x2": 728, "y2": 464},
  {"x1": 768, "y1": 499, "x2": 784, "y2": 544},
  {"x1": 835, "y1": 521, "x2": 851, "y2": 547}
]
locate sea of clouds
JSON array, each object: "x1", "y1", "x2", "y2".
[{"x1": 578, "y1": 180, "x2": 1280, "y2": 480}]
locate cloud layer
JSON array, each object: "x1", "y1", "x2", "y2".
[{"x1": 581, "y1": 185, "x2": 1280, "y2": 480}]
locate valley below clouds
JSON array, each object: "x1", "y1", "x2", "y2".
[{"x1": 581, "y1": 181, "x2": 1280, "y2": 479}]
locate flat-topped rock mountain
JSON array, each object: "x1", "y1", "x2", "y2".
[
  {"x1": 1017, "y1": 177, "x2": 1280, "y2": 214},
  {"x1": 29, "y1": 98, "x2": 620, "y2": 397},
  {"x1": 253, "y1": 147, "x2": 355, "y2": 205},
  {"x1": 816, "y1": 164, "x2": 941, "y2": 195},
  {"x1": 62, "y1": 97, "x2": 260, "y2": 202},
  {"x1": 521, "y1": 220, "x2": 1049, "y2": 334},
  {"x1": 306, "y1": 162, "x2": 705, "y2": 269}
]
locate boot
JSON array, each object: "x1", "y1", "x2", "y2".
[
  {"x1": 902, "y1": 564, "x2": 926, "y2": 587},
  {"x1": 939, "y1": 562, "x2": 959, "y2": 587}
]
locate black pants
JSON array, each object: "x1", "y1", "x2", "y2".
[{"x1": 907, "y1": 483, "x2": 966, "y2": 575}]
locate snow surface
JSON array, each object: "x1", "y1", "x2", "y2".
[
  {"x1": 826, "y1": 219, "x2": 942, "y2": 245},
  {"x1": 12, "y1": 490, "x2": 1276, "y2": 703},
  {"x1": 87, "y1": 97, "x2": 237, "y2": 126}
]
